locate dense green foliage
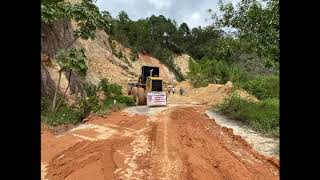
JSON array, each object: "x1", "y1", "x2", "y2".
[
  {"x1": 103, "y1": 96, "x2": 135, "y2": 108},
  {"x1": 106, "y1": 13, "x2": 190, "y2": 80},
  {"x1": 41, "y1": 96, "x2": 85, "y2": 125},
  {"x1": 240, "y1": 75, "x2": 279, "y2": 99},
  {"x1": 198, "y1": 0, "x2": 279, "y2": 138},
  {"x1": 213, "y1": 0, "x2": 279, "y2": 68},
  {"x1": 82, "y1": 79, "x2": 135, "y2": 113},
  {"x1": 99, "y1": 79, "x2": 135, "y2": 108},
  {"x1": 218, "y1": 93, "x2": 279, "y2": 138},
  {"x1": 81, "y1": 82, "x2": 100, "y2": 114},
  {"x1": 99, "y1": 79, "x2": 122, "y2": 97},
  {"x1": 42, "y1": 0, "x2": 111, "y2": 112},
  {"x1": 41, "y1": 79, "x2": 135, "y2": 125},
  {"x1": 104, "y1": 0, "x2": 278, "y2": 81},
  {"x1": 56, "y1": 48, "x2": 88, "y2": 76},
  {"x1": 52, "y1": 48, "x2": 88, "y2": 112},
  {"x1": 188, "y1": 59, "x2": 279, "y2": 99},
  {"x1": 188, "y1": 58, "x2": 248, "y2": 87},
  {"x1": 41, "y1": 0, "x2": 109, "y2": 40}
]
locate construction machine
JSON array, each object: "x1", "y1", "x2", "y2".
[{"x1": 128, "y1": 66, "x2": 166, "y2": 106}]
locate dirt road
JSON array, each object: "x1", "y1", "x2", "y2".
[{"x1": 41, "y1": 103, "x2": 279, "y2": 180}]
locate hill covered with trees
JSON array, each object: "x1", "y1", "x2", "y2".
[{"x1": 41, "y1": 0, "x2": 279, "y2": 138}]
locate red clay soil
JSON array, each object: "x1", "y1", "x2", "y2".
[
  {"x1": 41, "y1": 107, "x2": 279, "y2": 180},
  {"x1": 165, "y1": 107, "x2": 278, "y2": 179}
]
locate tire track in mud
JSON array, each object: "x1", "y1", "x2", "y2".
[
  {"x1": 159, "y1": 112, "x2": 183, "y2": 180},
  {"x1": 147, "y1": 108, "x2": 184, "y2": 180},
  {"x1": 42, "y1": 112, "x2": 153, "y2": 180},
  {"x1": 42, "y1": 106, "x2": 279, "y2": 180},
  {"x1": 115, "y1": 127, "x2": 151, "y2": 180}
]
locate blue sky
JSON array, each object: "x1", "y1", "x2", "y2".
[{"x1": 95, "y1": 0, "x2": 240, "y2": 28}]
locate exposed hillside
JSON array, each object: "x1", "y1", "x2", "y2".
[
  {"x1": 109, "y1": 39, "x2": 178, "y2": 84},
  {"x1": 41, "y1": 20, "x2": 188, "y2": 103},
  {"x1": 173, "y1": 54, "x2": 190, "y2": 77}
]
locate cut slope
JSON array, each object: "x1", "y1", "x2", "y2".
[
  {"x1": 173, "y1": 54, "x2": 190, "y2": 77},
  {"x1": 73, "y1": 29, "x2": 178, "y2": 93},
  {"x1": 42, "y1": 14, "x2": 191, "y2": 101}
]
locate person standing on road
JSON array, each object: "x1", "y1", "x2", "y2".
[
  {"x1": 172, "y1": 86, "x2": 175, "y2": 94},
  {"x1": 179, "y1": 87, "x2": 184, "y2": 95}
]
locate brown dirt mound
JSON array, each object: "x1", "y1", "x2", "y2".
[
  {"x1": 234, "y1": 89, "x2": 259, "y2": 102},
  {"x1": 186, "y1": 84, "x2": 232, "y2": 106},
  {"x1": 175, "y1": 81, "x2": 259, "y2": 106}
]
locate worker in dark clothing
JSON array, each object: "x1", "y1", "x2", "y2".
[{"x1": 179, "y1": 87, "x2": 184, "y2": 95}]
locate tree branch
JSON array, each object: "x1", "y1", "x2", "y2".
[{"x1": 55, "y1": 70, "x2": 72, "y2": 111}]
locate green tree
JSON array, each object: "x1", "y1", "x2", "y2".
[
  {"x1": 53, "y1": 48, "x2": 88, "y2": 111},
  {"x1": 213, "y1": 0, "x2": 279, "y2": 68},
  {"x1": 42, "y1": 0, "x2": 110, "y2": 111},
  {"x1": 41, "y1": 0, "x2": 110, "y2": 48}
]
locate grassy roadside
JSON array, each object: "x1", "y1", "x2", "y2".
[
  {"x1": 217, "y1": 93, "x2": 279, "y2": 138},
  {"x1": 41, "y1": 97, "x2": 134, "y2": 126}
]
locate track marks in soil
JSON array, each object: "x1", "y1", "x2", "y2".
[{"x1": 42, "y1": 107, "x2": 279, "y2": 180}]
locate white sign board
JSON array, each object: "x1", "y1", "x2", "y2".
[{"x1": 147, "y1": 92, "x2": 166, "y2": 106}]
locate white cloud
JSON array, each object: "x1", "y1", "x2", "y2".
[
  {"x1": 95, "y1": 0, "x2": 240, "y2": 28},
  {"x1": 147, "y1": 0, "x2": 172, "y2": 10},
  {"x1": 190, "y1": 12, "x2": 201, "y2": 21}
]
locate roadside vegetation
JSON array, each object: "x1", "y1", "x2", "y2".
[
  {"x1": 217, "y1": 73, "x2": 279, "y2": 138},
  {"x1": 217, "y1": 93, "x2": 279, "y2": 138},
  {"x1": 41, "y1": 0, "x2": 135, "y2": 126},
  {"x1": 185, "y1": 0, "x2": 278, "y2": 137},
  {"x1": 41, "y1": 79, "x2": 134, "y2": 126}
]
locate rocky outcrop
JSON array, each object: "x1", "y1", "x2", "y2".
[
  {"x1": 41, "y1": 21, "x2": 74, "y2": 58},
  {"x1": 41, "y1": 62, "x2": 56, "y2": 99},
  {"x1": 41, "y1": 21, "x2": 85, "y2": 99}
]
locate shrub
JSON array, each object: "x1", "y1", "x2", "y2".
[
  {"x1": 240, "y1": 75, "x2": 279, "y2": 99},
  {"x1": 99, "y1": 79, "x2": 122, "y2": 97},
  {"x1": 187, "y1": 58, "x2": 248, "y2": 87},
  {"x1": 41, "y1": 96, "x2": 52, "y2": 113},
  {"x1": 217, "y1": 93, "x2": 279, "y2": 138},
  {"x1": 103, "y1": 96, "x2": 135, "y2": 107},
  {"x1": 114, "y1": 96, "x2": 135, "y2": 106},
  {"x1": 41, "y1": 79, "x2": 133, "y2": 126},
  {"x1": 108, "y1": 103, "x2": 127, "y2": 112},
  {"x1": 82, "y1": 82, "x2": 101, "y2": 113},
  {"x1": 41, "y1": 97, "x2": 84, "y2": 125}
]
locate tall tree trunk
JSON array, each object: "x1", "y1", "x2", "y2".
[
  {"x1": 52, "y1": 70, "x2": 62, "y2": 111},
  {"x1": 55, "y1": 70, "x2": 72, "y2": 111}
]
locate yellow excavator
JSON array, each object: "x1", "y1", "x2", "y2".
[{"x1": 128, "y1": 66, "x2": 166, "y2": 106}]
